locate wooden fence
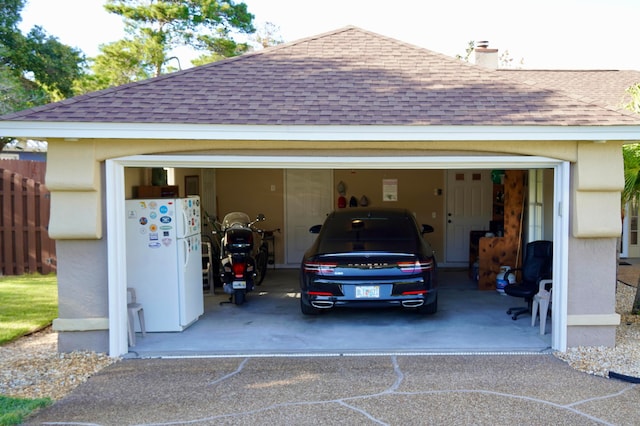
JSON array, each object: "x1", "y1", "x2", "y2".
[
  {"x1": 0, "y1": 164, "x2": 56, "y2": 275},
  {"x1": 0, "y1": 159, "x2": 46, "y2": 183}
]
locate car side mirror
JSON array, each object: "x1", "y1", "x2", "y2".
[
  {"x1": 309, "y1": 224, "x2": 322, "y2": 234},
  {"x1": 421, "y1": 224, "x2": 434, "y2": 234}
]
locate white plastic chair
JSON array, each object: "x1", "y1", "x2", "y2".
[
  {"x1": 127, "y1": 288, "x2": 146, "y2": 346},
  {"x1": 531, "y1": 279, "x2": 552, "y2": 335}
]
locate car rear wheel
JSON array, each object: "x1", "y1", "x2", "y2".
[
  {"x1": 417, "y1": 295, "x2": 437, "y2": 315},
  {"x1": 300, "y1": 298, "x2": 321, "y2": 315}
]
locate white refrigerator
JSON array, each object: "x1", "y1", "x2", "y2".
[{"x1": 125, "y1": 196, "x2": 204, "y2": 332}]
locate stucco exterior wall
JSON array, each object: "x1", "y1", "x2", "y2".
[
  {"x1": 572, "y1": 141, "x2": 624, "y2": 238},
  {"x1": 566, "y1": 237, "x2": 620, "y2": 346},
  {"x1": 46, "y1": 139, "x2": 103, "y2": 239},
  {"x1": 53, "y1": 233, "x2": 110, "y2": 353},
  {"x1": 563, "y1": 146, "x2": 623, "y2": 347},
  {"x1": 45, "y1": 138, "x2": 587, "y2": 240},
  {"x1": 46, "y1": 137, "x2": 625, "y2": 352}
]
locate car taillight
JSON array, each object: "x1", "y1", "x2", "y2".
[
  {"x1": 402, "y1": 289, "x2": 428, "y2": 295},
  {"x1": 308, "y1": 291, "x2": 334, "y2": 296},
  {"x1": 232, "y1": 262, "x2": 246, "y2": 278},
  {"x1": 398, "y1": 260, "x2": 433, "y2": 273},
  {"x1": 303, "y1": 261, "x2": 337, "y2": 275}
]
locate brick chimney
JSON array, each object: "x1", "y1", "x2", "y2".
[{"x1": 474, "y1": 41, "x2": 498, "y2": 69}]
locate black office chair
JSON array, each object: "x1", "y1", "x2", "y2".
[{"x1": 504, "y1": 240, "x2": 553, "y2": 320}]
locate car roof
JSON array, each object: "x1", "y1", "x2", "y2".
[{"x1": 328, "y1": 208, "x2": 414, "y2": 220}]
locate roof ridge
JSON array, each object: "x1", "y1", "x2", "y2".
[
  {"x1": 195, "y1": 26, "x2": 362, "y2": 66},
  {"x1": 3, "y1": 26, "x2": 482, "y2": 121}
]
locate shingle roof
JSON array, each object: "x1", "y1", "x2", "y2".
[
  {"x1": 500, "y1": 69, "x2": 640, "y2": 113},
  {"x1": 2, "y1": 26, "x2": 640, "y2": 126}
]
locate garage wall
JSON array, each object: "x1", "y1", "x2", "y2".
[
  {"x1": 124, "y1": 168, "x2": 145, "y2": 198},
  {"x1": 211, "y1": 168, "x2": 447, "y2": 265},
  {"x1": 172, "y1": 168, "x2": 201, "y2": 198},
  {"x1": 333, "y1": 169, "x2": 445, "y2": 257},
  {"x1": 197, "y1": 168, "x2": 451, "y2": 265},
  {"x1": 43, "y1": 138, "x2": 625, "y2": 353},
  {"x1": 215, "y1": 169, "x2": 285, "y2": 264}
]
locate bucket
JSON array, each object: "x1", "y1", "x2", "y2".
[{"x1": 495, "y1": 265, "x2": 515, "y2": 295}]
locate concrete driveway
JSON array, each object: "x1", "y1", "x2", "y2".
[{"x1": 26, "y1": 355, "x2": 640, "y2": 425}]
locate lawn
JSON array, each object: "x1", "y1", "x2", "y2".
[
  {"x1": 0, "y1": 274, "x2": 57, "y2": 424},
  {"x1": 0, "y1": 274, "x2": 57, "y2": 345},
  {"x1": 0, "y1": 396, "x2": 51, "y2": 426}
]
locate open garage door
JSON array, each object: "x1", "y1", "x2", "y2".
[{"x1": 107, "y1": 155, "x2": 569, "y2": 357}]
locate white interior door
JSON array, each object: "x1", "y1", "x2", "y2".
[
  {"x1": 285, "y1": 169, "x2": 333, "y2": 266},
  {"x1": 445, "y1": 170, "x2": 492, "y2": 264}
]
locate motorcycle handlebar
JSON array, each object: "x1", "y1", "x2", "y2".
[{"x1": 256, "y1": 228, "x2": 281, "y2": 238}]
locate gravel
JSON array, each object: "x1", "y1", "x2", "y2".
[
  {"x1": 0, "y1": 328, "x2": 118, "y2": 401},
  {"x1": 553, "y1": 280, "x2": 640, "y2": 379},
  {"x1": 1, "y1": 283, "x2": 638, "y2": 401}
]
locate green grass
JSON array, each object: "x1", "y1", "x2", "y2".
[
  {"x1": 0, "y1": 274, "x2": 58, "y2": 345},
  {"x1": 0, "y1": 396, "x2": 51, "y2": 425},
  {"x1": 0, "y1": 274, "x2": 57, "y2": 424}
]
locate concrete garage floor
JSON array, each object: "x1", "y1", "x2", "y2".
[{"x1": 127, "y1": 269, "x2": 552, "y2": 358}]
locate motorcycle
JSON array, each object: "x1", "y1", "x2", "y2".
[{"x1": 219, "y1": 212, "x2": 269, "y2": 305}]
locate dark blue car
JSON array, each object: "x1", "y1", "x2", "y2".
[{"x1": 299, "y1": 208, "x2": 437, "y2": 315}]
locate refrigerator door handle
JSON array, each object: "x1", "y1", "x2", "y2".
[
  {"x1": 182, "y1": 238, "x2": 190, "y2": 268},
  {"x1": 180, "y1": 201, "x2": 189, "y2": 238}
]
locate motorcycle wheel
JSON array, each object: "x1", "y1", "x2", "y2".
[
  {"x1": 212, "y1": 261, "x2": 222, "y2": 289},
  {"x1": 234, "y1": 289, "x2": 246, "y2": 305},
  {"x1": 255, "y1": 246, "x2": 269, "y2": 285}
]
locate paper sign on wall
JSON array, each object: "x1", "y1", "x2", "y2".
[{"x1": 383, "y1": 179, "x2": 398, "y2": 201}]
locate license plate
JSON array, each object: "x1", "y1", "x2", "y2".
[
  {"x1": 355, "y1": 286, "x2": 379, "y2": 298},
  {"x1": 232, "y1": 281, "x2": 246, "y2": 289}
]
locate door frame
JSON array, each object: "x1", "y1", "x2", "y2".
[{"x1": 106, "y1": 155, "x2": 568, "y2": 356}]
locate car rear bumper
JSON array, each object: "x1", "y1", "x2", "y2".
[
  {"x1": 306, "y1": 295, "x2": 436, "y2": 310},
  {"x1": 301, "y1": 282, "x2": 437, "y2": 310}
]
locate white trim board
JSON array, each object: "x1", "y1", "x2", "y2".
[
  {"x1": 114, "y1": 154, "x2": 561, "y2": 170},
  {"x1": 2, "y1": 122, "x2": 640, "y2": 141}
]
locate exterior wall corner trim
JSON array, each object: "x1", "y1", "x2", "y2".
[
  {"x1": 566, "y1": 314, "x2": 621, "y2": 326},
  {"x1": 52, "y1": 317, "x2": 109, "y2": 331}
]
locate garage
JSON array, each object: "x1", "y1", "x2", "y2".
[
  {"x1": 2, "y1": 26, "x2": 633, "y2": 357},
  {"x1": 107, "y1": 154, "x2": 568, "y2": 356}
]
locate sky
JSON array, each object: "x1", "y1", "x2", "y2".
[{"x1": 19, "y1": 0, "x2": 640, "y2": 71}]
